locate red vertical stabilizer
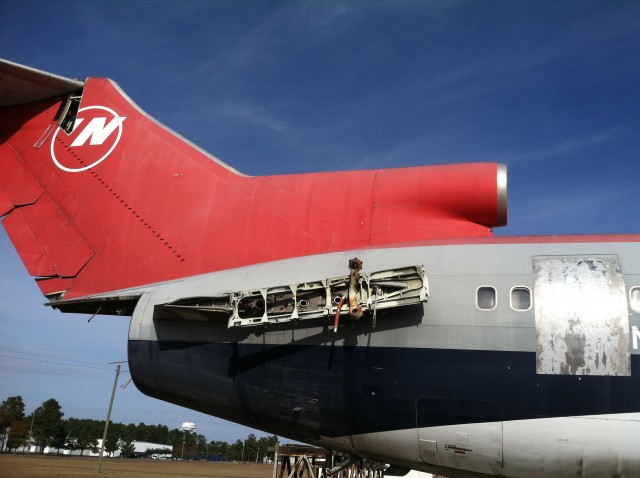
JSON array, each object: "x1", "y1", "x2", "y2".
[{"x1": 1, "y1": 73, "x2": 506, "y2": 299}]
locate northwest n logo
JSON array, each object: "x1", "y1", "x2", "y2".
[{"x1": 50, "y1": 105, "x2": 126, "y2": 172}]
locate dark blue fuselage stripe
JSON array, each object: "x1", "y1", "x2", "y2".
[{"x1": 128, "y1": 340, "x2": 640, "y2": 439}]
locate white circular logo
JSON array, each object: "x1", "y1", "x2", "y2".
[{"x1": 50, "y1": 105, "x2": 126, "y2": 173}]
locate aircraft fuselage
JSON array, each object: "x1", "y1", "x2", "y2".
[{"x1": 126, "y1": 235, "x2": 640, "y2": 477}]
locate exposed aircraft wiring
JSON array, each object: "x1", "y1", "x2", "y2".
[
  {"x1": 333, "y1": 295, "x2": 346, "y2": 333},
  {"x1": 87, "y1": 306, "x2": 102, "y2": 322},
  {"x1": 348, "y1": 257, "x2": 363, "y2": 318},
  {"x1": 372, "y1": 286, "x2": 379, "y2": 328}
]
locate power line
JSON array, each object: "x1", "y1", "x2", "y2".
[
  {"x1": 0, "y1": 345, "x2": 122, "y2": 368},
  {"x1": 0, "y1": 348, "x2": 117, "y2": 372},
  {"x1": 0, "y1": 353, "x2": 114, "y2": 371}
]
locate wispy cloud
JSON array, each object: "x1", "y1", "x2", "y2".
[
  {"x1": 218, "y1": 101, "x2": 289, "y2": 134},
  {"x1": 503, "y1": 179, "x2": 636, "y2": 236},
  {"x1": 495, "y1": 128, "x2": 623, "y2": 164}
]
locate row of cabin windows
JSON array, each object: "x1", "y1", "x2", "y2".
[
  {"x1": 478, "y1": 285, "x2": 640, "y2": 312},
  {"x1": 476, "y1": 286, "x2": 531, "y2": 311}
]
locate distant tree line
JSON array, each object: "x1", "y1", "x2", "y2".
[{"x1": 0, "y1": 395, "x2": 277, "y2": 460}]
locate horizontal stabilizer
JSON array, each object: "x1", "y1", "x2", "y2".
[{"x1": 0, "y1": 58, "x2": 84, "y2": 107}]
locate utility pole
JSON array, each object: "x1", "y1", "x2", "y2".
[
  {"x1": 97, "y1": 364, "x2": 121, "y2": 473},
  {"x1": 27, "y1": 409, "x2": 37, "y2": 454}
]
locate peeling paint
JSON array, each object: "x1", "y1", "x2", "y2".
[{"x1": 533, "y1": 256, "x2": 630, "y2": 376}]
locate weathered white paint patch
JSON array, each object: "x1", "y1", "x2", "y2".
[
  {"x1": 633, "y1": 326, "x2": 640, "y2": 350},
  {"x1": 533, "y1": 256, "x2": 630, "y2": 376}
]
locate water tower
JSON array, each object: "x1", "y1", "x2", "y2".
[
  {"x1": 181, "y1": 421, "x2": 196, "y2": 459},
  {"x1": 181, "y1": 421, "x2": 196, "y2": 433}
]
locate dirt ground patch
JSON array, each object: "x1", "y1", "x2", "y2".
[{"x1": 0, "y1": 454, "x2": 274, "y2": 478}]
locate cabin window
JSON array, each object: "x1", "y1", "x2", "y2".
[
  {"x1": 631, "y1": 287, "x2": 640, "y2": 313},
  {"x1": 511, "y1": 286, "x2": 531, "y2": 311},
  {"x1": 477, "y1": 286, "x2": 497, "y2": 310}
]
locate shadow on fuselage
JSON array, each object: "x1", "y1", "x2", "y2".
[{"x1": 221, "y1": 304, "x2": 425, "y2": 377}]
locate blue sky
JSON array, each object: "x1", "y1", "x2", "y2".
[{"x1": 1, "y1": 1, "x2": 639, "y2": 443}]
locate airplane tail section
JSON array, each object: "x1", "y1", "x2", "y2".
[{"x1": 1, "y1": 59, "x2": 507, "y2": 301}]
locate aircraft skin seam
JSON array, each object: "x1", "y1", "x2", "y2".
[
  {"x1": 368, "y1": 169, "x2": 379, "y2": 244},
  {"x1": 53, "y1": 133, "x2": 187, "y2": 262}
]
